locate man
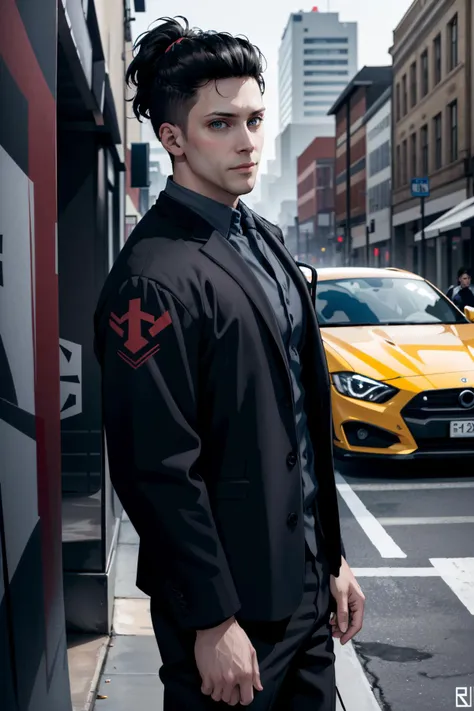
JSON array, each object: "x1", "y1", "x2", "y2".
[
  {"x1": 448, "y1": 268, "x2": 474, "y2": 309},
  {"x1": 94, "y1": 17, "x2": 365, "y2": 710}
]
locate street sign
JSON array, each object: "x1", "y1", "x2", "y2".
[{"x1": 411, "y1": 177, "x2": 430, "y2": 198}]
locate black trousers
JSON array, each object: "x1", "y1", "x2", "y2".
[{"x1": 150, "y1": 534, "x2": 335, "y2": 710}]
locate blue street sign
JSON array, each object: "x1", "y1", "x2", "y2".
[{"x1": 411, "y1": 177, "x2": 430, "y2": 198}]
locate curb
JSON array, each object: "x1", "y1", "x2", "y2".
[
  {"x1": 83, "y1": 637, "x2": 112, "y2": 711},
  {"x1": 334, "y1": 639, "x2": 381, "y2": 711}
]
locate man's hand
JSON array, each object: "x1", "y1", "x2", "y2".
[
  {"x1": 329, "y1": 557, "x2": 365, "y2": 645},
  {"x1": 195, "y1": 617, "x2": 263, "y2": 706}
]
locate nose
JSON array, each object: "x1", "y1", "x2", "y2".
[{"x1": 236, "y1": 124, "x2": 256, "y2": 154}]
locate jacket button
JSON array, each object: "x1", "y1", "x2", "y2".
[
  {"x1": 287, "y1": 512, "x2": 298, "y2": 529},
  {"x1": 286, "y1": 452, "x2": 297, "y2": 468}
]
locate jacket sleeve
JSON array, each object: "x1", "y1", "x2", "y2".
[{"x1": 98, "y1": 275, "x2": 241, "y2": 629}]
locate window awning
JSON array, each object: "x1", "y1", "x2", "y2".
[{"x1": 414, "y1": 197, "x2": 474, "y2": 241}]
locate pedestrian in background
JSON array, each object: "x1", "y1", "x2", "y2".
[
  {"x1": 94, "y1": 16, "x2": 364, "y2": 710},
  {"x1": 447, "y1": 267, "x2": 474, "y2": 309}
]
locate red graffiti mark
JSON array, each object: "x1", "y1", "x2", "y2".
[{"x1": 109, "y1": 298, "x2": 172, "y2": 368}]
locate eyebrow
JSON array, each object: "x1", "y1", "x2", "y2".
[{"x1": 204, "y1": 108, "x2": 266, "y2": 118}]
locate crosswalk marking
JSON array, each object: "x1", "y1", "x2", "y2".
[
  {"x1": 350, "y1": 481, "x2": 474, "y2": 491},
  {"x1": 378, "y1": 516, "x2": 474, "y2": 525},
  {"x1": 429, "y1": 558, "x2": 474, "y2": 615},
  {"x1": 335, "y1": 473, "x2": 407, "y2": 559},
  {"x1": 351, "y1": 567, "x2": 440, "y2": 576}
]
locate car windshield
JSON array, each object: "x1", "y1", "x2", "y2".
[{"x1": 316, "y1": 277, "x2": 467, "y2": 327}]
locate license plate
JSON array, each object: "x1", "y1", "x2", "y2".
[{"x1": 450, "y1": 420, "x2": 474, "y2": 437}]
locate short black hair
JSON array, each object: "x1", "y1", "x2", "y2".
[
  {"x1": 458, "y1": 266, "x2": 471, "y2": 278},
  {"x1": 126, "y1": 16, "x2": 266, "y2": 140}
]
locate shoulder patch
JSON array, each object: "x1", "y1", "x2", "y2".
[{"x1": 109, "y1": 297, "x2": 172, "y2": 369}]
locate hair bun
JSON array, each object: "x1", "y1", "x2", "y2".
[{"x1": 126, "y1": 16, "x2": 189, "y2": 120}]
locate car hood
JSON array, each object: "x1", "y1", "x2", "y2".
[{"x1": 322, "y1": 323, "x2": 474, "y2": 381}]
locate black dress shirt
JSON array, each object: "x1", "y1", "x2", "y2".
[{"x1": 164, "y1": 178, "x2": 319, "y2": 556}]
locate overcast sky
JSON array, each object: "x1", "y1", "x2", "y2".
[{"x1": 132, "y1": 0, "x2": 413, "y2": 174}]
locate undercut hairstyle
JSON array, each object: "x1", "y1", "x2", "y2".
[{"x1": 126, "y1": 16, "x2": 266, "y2": 141}]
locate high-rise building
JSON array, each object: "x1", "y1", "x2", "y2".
[{"x1": 278, "y1": 8, "x2": 357, "y2": 133}]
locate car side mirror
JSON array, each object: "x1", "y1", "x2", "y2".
[
  {"x1": 464, "y1": 306, "x2": 474, "y2": 323},
  {"x1": 296, "y1": 262, "x2": 317, "y2": 307}
]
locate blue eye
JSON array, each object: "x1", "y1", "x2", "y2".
[
  {"x1": 248, "y1": 116, "x2": 264, "y2": 127},
  {"x1": 209, "y1": 120, "x2": 227, "y2": 130}
]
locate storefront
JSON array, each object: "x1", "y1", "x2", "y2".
[{"x1": 414, "y1": 197, "x2": 474, "y2": 290}]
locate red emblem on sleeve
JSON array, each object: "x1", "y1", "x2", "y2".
[{"x1": 109, "y1": 298, "x2": 172, "y2": 369}]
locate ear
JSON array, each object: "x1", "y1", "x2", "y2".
[{"x1": 159, "y1": 123, "x2": 185, "y2": 157}]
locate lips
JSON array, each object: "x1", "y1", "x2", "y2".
[{"x1": 231, "y1": 163, "x2": 256, "y2": 170}]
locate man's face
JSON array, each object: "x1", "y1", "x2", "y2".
[
  {"x1": 460, "y1": 273, "x2": 471, "y2": 288},
  {"x1": 164, "y1": 77, "x2": 264, "y2": 205}
]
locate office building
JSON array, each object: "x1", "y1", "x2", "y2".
[{"x1": 279, "y1": 8, "x2": 357, "y2": 133}]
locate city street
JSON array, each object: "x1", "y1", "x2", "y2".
[{"x1": 337, "y1": 460, "x2": 474, "y2": 711}]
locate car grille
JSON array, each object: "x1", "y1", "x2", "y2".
[
  {"x1": 402, "y1": 388, "x2": 474, "y2": 453},
  {"x1": 402, "y1": 388, "x2": 474, "y2": 418}
]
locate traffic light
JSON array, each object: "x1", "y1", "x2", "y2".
[{"x1": 336, "y1": 235, "x2": 344, "y2": 253}]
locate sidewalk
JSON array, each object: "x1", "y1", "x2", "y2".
[{"x1": 91, "y1": 512, "x2": 379, "y2": 711}]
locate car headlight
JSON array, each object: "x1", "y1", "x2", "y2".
[{"x1": 332, "y1": 372, "x2": 398, "y2": 404}]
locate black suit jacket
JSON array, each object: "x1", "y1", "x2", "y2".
[{"x1": 94, "y1": 193, "x2": 343, "y2": 629}]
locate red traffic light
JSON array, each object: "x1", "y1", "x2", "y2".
[{"x1": 337, "y1": 236, "x2": 344, "y2": 243}]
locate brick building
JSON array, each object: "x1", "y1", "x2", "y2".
[
  {"x1": 390, "y1": 0, "x2": 473, "y2": 289},
  {"x1": 328, "y1": 66, "x2": 392, "y2": 265},
  {"x1": 295, "y1": 136, "x2": 336, "y2": 264}
]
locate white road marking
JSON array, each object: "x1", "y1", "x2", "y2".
[
  {"x1": 334, "y1": 639, "x2": 382, "y2": 711},
  {"x1": 429, "y1": 558, "x2": 474, "y2": 615},
  {"x1": 350, "y1": 481, "x2": 474, "y2": 491},
  {"x1": 351, "y1": 567, "x2": 440, "y2": 577},
  {"x1": 335, "y1": 473, "x2": 407, "y2": 558},
  {"x1": 379, "y1": 516, "x2": 474, "y2": 525}
]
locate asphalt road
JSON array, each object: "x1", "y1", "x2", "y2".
[{"x1": 336, "y1": 459, "x2": 474, "y2": 711}]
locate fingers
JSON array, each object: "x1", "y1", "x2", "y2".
[
  {"x1": 201, "y1": 678, "x2": 213, "y2": 696},
  {"x1": 211, "y1": 684, "x2": 225, "y2": 702},
  {"x1": 228, "y1": 687, "x2": 240, "y2": 706},
  {"x1": 239, "y1": 677, "x2": 253, "y2": 706},
  {"x1": 220, "y1": 672, "x2": 236, "y2": 703},
  {"x1": 337, "y1": 594, "x2": 349, "y2": 635},
  {"x1": 251, "y1": 647, "x2": 263, "y2": 691},
  {"x1": 340, "y1": 598, "x2": 365, "y2": 645}
]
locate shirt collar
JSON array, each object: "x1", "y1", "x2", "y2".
[{"x1": 164, "y1": 177, "x2": 241, "y2": 238}]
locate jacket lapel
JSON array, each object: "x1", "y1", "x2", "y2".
[
  {"x1": 200, "y1": 231, "x2": 290, "y2": 377},
  {"x1": 156, "y1": 192, "x2": 291, "y2": 379}
]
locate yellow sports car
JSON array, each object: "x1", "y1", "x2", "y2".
[{"x1": 314, "y1": 267, "x2": 474, "y2": 460}]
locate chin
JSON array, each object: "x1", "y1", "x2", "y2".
[{"x1": 233, "y1": 176, "x2": 257, "y2": 196}]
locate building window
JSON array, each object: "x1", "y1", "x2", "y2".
[
  {"x1": 433, "y1": 34, "x2": 442, "y2": 85},
  {"x1": 402, "y1": 140, "x2": 408, "y2": 184},
  {"x1": 448, "y1": 14, "x2": 458, "y2": 71},
  {"x1": 410, "y1": 132, "x2": 417, "y2": 177},
  {"x1": 293, "y1": 14, "x2": 302, "y2": 21},
  {"x1": 421, "y1": 50, "x2": 429, "y2": 97},
  {"x1": 433, "y1": 113, "x2": 442, "y2": 169},
  {"x1": 303, "y1": 48, "x2": 349, "y2": 55},
  {"x1": 410, "y1": 61, "x2": 417, "y2": 107},
  {"x1": 396, "y1": 83, "x2": 401, "y2": 121},
  {"x1": 303, "y1": 37, "x2": 349, "y2": 44},
  {"x1": 402, "y1": 74, "x2": 408, "y2": 115},
  {"x1": 396, "y1": 144, "x2": 401, "y2": 187},
  {"x1": 449, "y1": 100, "x2": 458, "y2": 161},
  {"x1": 304, "y1": 59, "x2": 348, "y2": 66},
  {"x1": 421, "y1": 124, "x2": 429, "y2": 174}
]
